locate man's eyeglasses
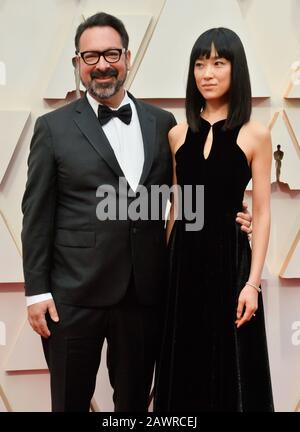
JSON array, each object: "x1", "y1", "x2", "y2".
[{"x1": 76, "y1": 48, "x2": 126, "y2": 65}]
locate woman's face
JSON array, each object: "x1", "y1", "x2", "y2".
[{"x1": 194, "y1": 44, "x2": 231, "y2": 102}]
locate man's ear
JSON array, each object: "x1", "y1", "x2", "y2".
[
  {"x1": 72, "y1": 56, "x2": 81, "y2": 99},
  {"x1": 125, "y1": 49, "x2": 132, "y2": 71},
  {"x1": 72, "y1": 56, "x2": 78, "y2": 68}
]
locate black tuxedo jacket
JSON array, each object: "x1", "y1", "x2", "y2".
[{"x1": 21, "y1": 93, "x2": 176, "y2": 307}]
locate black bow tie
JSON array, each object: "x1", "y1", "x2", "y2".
[{"x1": 98, "y1": 103, "x2": 132, "y2": 126}]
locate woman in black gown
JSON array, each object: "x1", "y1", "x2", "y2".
[{"x1": 155, "y1": 28, "x2": 274, "y2": 412}]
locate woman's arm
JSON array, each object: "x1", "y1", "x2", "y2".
[
  {"x1": 236, "y1": 122, "x2": 272, "y2": 328},
  {"x1": 248, "y1": 125, "x2": 272, "y2": 286},
  {"x1": 166, "y1": 124, "x2": 188, "y2": 244}
]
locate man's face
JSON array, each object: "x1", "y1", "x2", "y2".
[{"x1": 78, "y1": 26, "x2": 131, "y2": 105}]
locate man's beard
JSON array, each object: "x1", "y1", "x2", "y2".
[{"x1": 82, "y1": 68, "x2": 127, "y2": 101}]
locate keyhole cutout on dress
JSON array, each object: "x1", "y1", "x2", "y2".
[{"x1": 203, "y1": 125, "x2": 213, "y2": 160}]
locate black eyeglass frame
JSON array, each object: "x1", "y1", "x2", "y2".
[{"x1": 76, "y1": 48, "x2": 127, "y2": 65}]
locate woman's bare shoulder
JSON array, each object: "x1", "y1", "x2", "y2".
[
  {"x1": 240, "y1": 120, "x2": 272, "y2": 160},
  {"x1": 168, "y1": 122, "x2": 189, "y2": 153},
  {"x1": 243, "y1": 119, "x2": 271, "y2": 141}
]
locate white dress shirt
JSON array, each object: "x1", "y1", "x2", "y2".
[
  {"x1": 87, "y1": 91, "x2": 144, "y2": 192},
  {"x1": 26, "y1": 90, "x2": 145, "y2": 306}
]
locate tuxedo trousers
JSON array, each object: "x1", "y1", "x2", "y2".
[{"x1": 42, "y1": 275, "x2": 161, "y2": 412}]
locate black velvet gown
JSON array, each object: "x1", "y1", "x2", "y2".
[{"x1": 155, "y1": 118, "x2": 274, "y2": 412}]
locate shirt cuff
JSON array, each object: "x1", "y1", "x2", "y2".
[{"x1": 26, "y1": 293, "x2": 53, "y2": 306}]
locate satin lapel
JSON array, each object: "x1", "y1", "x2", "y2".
[
  {"x1": 74, "y1": 95, "x2": 124, "y2": 178},
  {"x1": 129, "y1": 93, "x2": 156, "y2": 186}
]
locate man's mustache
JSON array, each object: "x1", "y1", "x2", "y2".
[{"x1": 90, "y1": 70, "x2": 117, "y2": 79}]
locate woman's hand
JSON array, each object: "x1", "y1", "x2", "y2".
[{"x1": 235, "y1": 285, "x2": 258, "y2": 328}]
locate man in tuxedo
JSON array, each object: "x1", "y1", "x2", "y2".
[{"x1": 22, "y1": 12, "x2": 252, "y2": 412}]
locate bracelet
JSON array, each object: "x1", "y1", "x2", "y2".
[{"x1": 246, "y1": 281, "x2": 261, "y2": 293}]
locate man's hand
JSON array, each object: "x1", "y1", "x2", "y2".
[
  {"x1": 236, "y1": 201, "x2": 252, "y2": 235},
  {"x1": 28, "y1": 299, "x2": 59, "y2": 338}
]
